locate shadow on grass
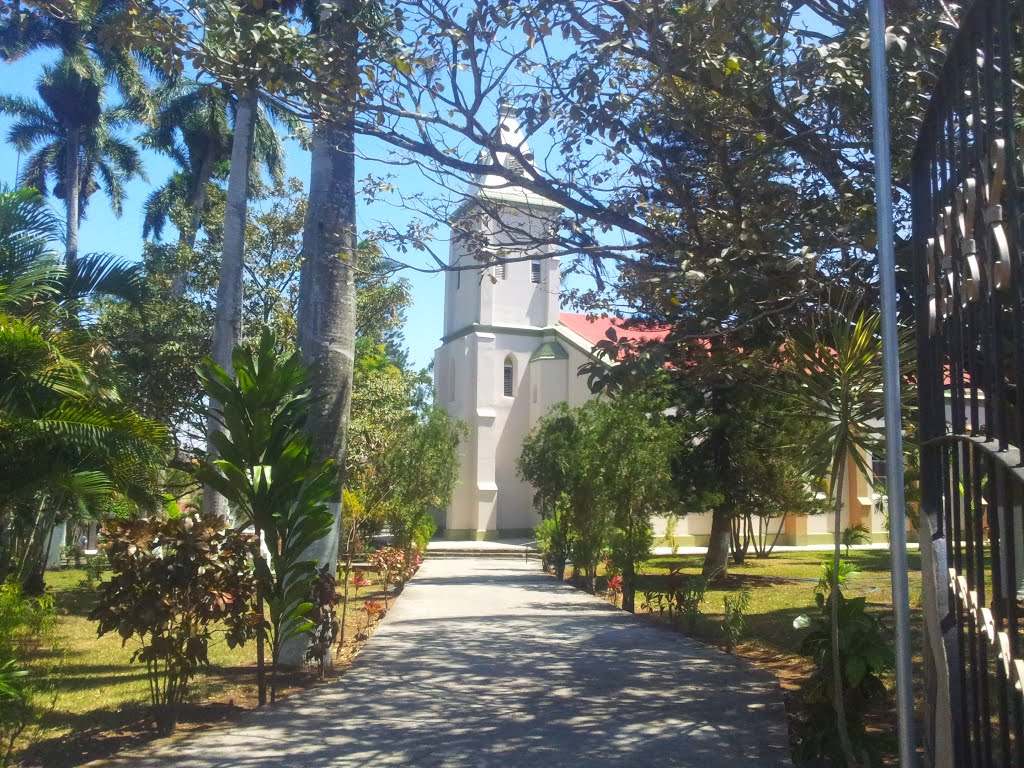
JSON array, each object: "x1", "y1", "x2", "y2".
[
  {"x1": 18, "y1": 663, "x2": 320, "y2": 768},
  {"x1": 21, "y1": 699, "x2": 246, "y2": 768}
]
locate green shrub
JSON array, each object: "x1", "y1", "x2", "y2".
[
  {"x1": 722, "y1": 589, "x2": 751, "y2": 653},
  {"x1": 793, "y1": 593, "x2": 894, "y2": 764},
  {"x1": 0, "y1": 582, "x2": 60, "y2": 766},
  {"x1": 78, "y1": 552, "x2": 108, "y2": 589},
  {"x1": 816, "y1": 558, "x2": 858, "y2": 595},
  {"x1": 673, "y1": 574, "x2": 709, "y2": 632},
  {"x1": 196, "y1": 329, "x2": 338, "y2": 705},
  {"x1": 59, "y1": 544, "x2": 83, "y2": 569},
  {"x1": 534, "y1": 508, "x2": 571, "y2": 579},
  {"x1": 305, "y1": 566, "x2": 339, "y2": 679},
  {"x1": 90, "y1": 514, "x2": 257, "y2": 735},
  {"x1": 665, "y1": 514, "x2": 680, "y2": 556}
]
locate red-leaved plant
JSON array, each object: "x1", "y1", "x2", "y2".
[{"x1": 90, "y1": 513, "x2": 257, "y2": 734}]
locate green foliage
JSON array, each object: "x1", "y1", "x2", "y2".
[
  {"x1": 722, "y1": 588, "x2": 752, "y2": 653},
  {"x1": 841, "y1": 524, "x2": 871, "y2": 555},
  {"x1": 78, "y1": 552, "x2": 108, "y2": 589},
  {"x1": 783, "y1": 301, "x2": 912, "y2": 767},
  {"x1": 59, "y1": 544, "x2": 83, "y2": 568},
  {"x1": 816, "y1": 559, "x2": 860, "y2": 596},
  {"x1": 90, "y1": 513, "x2": 256, "y2": 734},
  {"x1": 794, "y1": 594, "x2": 894, "y2": 764},
  {"x1": 304, "y1": 565, "x2": 339, "y2": 679},
  {"x1": 665, "y1": 513, "x2": 680, "y2": 556},
  {"x1": 533, "y1": 507, "x2": 571, "y2": 580},
  {"x1": 0, "y1": 51, "x2": 145, "y2": 221},
  {"x1": 359, "y1": 402, "x2": 464, "y2": 561},
  {"x1": 197, "y1": 329, "x2": 337, "y2": 703},
  {"x1": 674, "y1": 574, "x2": 709, "y2": 633},
  {"x1": 641, "y1": 569, "x2": 709, "y2": 633},
  {"x1": 0, "y1": 581, "x2": 59, "y2": 766},
  {"x1": 0, "y1": 187, "x2": 165, "y2": 587},
  {"x1": 519, "y1": 396, "x2": 676, "y2": 607}
]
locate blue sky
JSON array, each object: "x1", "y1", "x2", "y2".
[{"x1": 0, "y1": 51, "x2": 447, "y2": 370}]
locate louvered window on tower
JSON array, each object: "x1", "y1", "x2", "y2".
[
  {"x1": 495, "y1": 261, "x2": 506, "y2": 280},
  {"x1": 503, "y1": 358, "x2": 514, "y2": 397},
  {"x1": 531, "y1": 261, "x2": 541, "y2": 283}
]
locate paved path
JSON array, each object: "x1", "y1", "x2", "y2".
[{"x1": 110, "y1": 558, "x2": 792, "y2": 767}]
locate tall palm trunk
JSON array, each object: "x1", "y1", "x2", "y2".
[
  {"x1": 171, "y1": 147, "x2": 217, "y2": 298},
  {"x1": 202, "y1": 88, "x2": 258, "y2": 520},
  {"x1": 64, "y1": 126, "x2": 80, "y2": 269},
  {"x1": 182, "y1": 147, "x2": 217, "y2": 251}
]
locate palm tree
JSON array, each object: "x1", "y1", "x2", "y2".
[
  {"x1": 0, "y1": 53, "x2": 146, "y2": 268},
  {"x1": 1, "y1": 0, "x2": 153, "y2": 266},
  {"x1": 142, "y1": 79, "x2": 288, "y2": 250},
  {"x1": 202, "y1": 86, "x2": 259, "y2": 520},
  {"x1": 784, "y1": 301, "x2": 912, "y2": 768},
  {"x1": 0, "y1": 186, "x2": 164, "y2": 589}
]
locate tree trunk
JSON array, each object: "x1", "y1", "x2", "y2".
[
  {"x1": 64, "y1": 126, "x2": 80, "y2": 269},
  {"x1": 702, "y1": 383, "x2": 732, "y2": 578},
  {"x1": 0, "y1": 506, "x2": 13, "y2": 584},
  {"x1": 704, "y1": 507, "x2": 732, "y2": 578},
  {"x1": 830, "y1": 448, "x2": 859, "y2": 768},
  {"x1": 171, "y1": 147, "x2": 217, "y2": 297},
  {"x1": 279, "y1": 99, "x2": 358, "y2": 667},
  {"x1": 19, "y1": 497, "x2": 54, "y2": 595},
  {"x1": 183, "y1": 147, "x2": 216, "y2": 251},
  {"x1": 202, "y1": 88, "x2": 258, "y2": 520},
  {"x1": 622, "y1": 560, "x2": 636, "y2": 613}
]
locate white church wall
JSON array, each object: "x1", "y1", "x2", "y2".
[
  {"x1": 490, "y1": 332, "x2": 551, "y2": 535},
  {"x1": 435, "y1": 335, "x2": 480, "y2": 536},
  {"x1": 444, "y1": 216, "x2": 484, "y2": 336}
]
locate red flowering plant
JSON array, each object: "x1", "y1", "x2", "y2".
[
  {"x1": 362, "y1": 600, "x2": 385, "y2": 637},
  {"x1": 608, "y1": 575, "x2": 624, "y2": 595},
  {"x1": 369, "y1": 547, "x2": 406, "y2": 607},
  {"x1": 352, "y1": 571, "x2": 373, "y2": 596}
]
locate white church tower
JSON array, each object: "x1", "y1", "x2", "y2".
[{"x1": 433, "y1": 105, "x2": 569, "y2": 540}]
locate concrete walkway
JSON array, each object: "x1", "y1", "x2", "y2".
[{"x1": 110, "y1": 558, "x2": 792, "y2": 767}]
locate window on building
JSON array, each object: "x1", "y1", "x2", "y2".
[
  {"x1": 495, "y1": 261, "x2": 506, "y2": 280},
  {"x1": 531, "y1": 261, "x2": 541, "y2": 283},
  {"x1": 872, "y1": 457, "x2": 887, "y2": 486},
  {"x1": 456, "y1": 269, "x2": 461, "y2": 290},
  {"x1": 503, "y1": 357, "x2": 514, "y2": 397},
  {"x1": 448, "y1": 359, "x2": 455, "y2": 402}
]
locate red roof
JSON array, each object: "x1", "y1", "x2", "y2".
[{"x1": 558, "y1": 312, "x2": 670, "y2": 351}]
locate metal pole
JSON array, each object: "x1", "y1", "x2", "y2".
[{"x1": 866, "y1": 0, "x2": 917, "y2": 763}]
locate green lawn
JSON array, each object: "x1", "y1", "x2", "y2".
[
  {"x1": 18, "y1": 567, "x2": 388, "y2": 767},
  {"x1": 18, "y1": 569, "x2": 257, "y2": 767},
  {"x1": 636, "y1": 549, "x2": 923, "y2": 655}
]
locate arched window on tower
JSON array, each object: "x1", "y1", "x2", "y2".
[{"x1": 503, "y1": 356, "x2": 515, "y2": 397}]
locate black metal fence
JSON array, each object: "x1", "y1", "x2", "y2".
[{"x1": 912, "y1": 0, "x2": 1024, "y2": 764}]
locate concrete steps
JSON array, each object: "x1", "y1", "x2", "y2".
[
  {"x1": 427, "y1": 549, "x2": 539, "y2": 560},
  {"x1": 426, "y1": 539, "x2": 539, "y2": 560}
]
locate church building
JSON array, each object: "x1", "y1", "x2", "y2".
[{"x1": 433, "y1": 107, "x2": 888, "y2": 545}]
